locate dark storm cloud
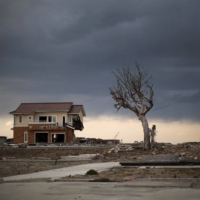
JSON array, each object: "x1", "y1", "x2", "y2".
[
  {"x1": 174, "y1": 91, "x2": 200, "y2": 103},
  {"x1": 1, "y1": 0, "x2": 200, "y2": 121}
]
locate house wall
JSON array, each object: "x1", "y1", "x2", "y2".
[
  {"x1": 34, "y1": 111, "x2": 68, "y2": 126},
  {"x1": 66, "y1": 128, "x2": 75, "y2": 143},
  {"x1": 79, "y1": 110, "x2": 84, "y2": 122},
  {"x1": 13, "y1": 127, "x2": 75, "y2": 144},
  {"x1": 13, "y1": 127, "x2": 29, "y2": 143},
  {"x1": 12, "y1": 109, "x2": 80, "y2": 143},
  {"x1": 15, "y1": 115, "x2": 33, "y2": 127},
  {"x1": 14, "y1": 110, "x2": 83, "y2": 127}
]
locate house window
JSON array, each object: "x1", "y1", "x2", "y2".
[
  {"x1": 69, "y1": 115, "x2": 72, "y2": 123},
  {"x1": 39, "y1": 116, "x2": 57, "y2": 122},
  {"x1": 19, "y1": 116, "x2": 22, "y2": 123},
  {"x1": 39, "y1": 116, "x2": 47, "y2": 122},
  {"x1": 52, "y1": 116, "x2": 56, "y2": 122},
  {"x1": 24, "y1": 132, "x2": 28, "y2": 143},
  {"x1": 29, "y1": 117, "x2": 32, "y2": 120},
  {"x1": 48, "y1": 116, "x2": 52, "y2": 122}
]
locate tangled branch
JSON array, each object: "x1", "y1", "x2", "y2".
[{"x1": 109, "y1": 63, "x2": 154, "y2": 117}]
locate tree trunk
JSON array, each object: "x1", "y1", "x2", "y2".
[{"x1": 139, "y1": 115, "x2": 150, "y2": 149}]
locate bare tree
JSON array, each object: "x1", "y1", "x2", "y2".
[{"x1": 110, "y1": 63, "x2": 154, "y2": 149}]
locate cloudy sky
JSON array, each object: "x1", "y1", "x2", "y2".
[{"x1": 1, "y1": 0, "x2": 200, "y2": 143}]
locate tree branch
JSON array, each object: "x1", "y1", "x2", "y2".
[{"x1": 110, "y1": 63, "x2": 154, "y2": 116}]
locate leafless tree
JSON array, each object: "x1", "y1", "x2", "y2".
[{"x1": 110, "y1": 63, "x2": 154, "y2": 149}]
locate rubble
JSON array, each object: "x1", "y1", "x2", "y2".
[
  {"x1": 107, "y1": 144, "x2": 141, "y2": 153},
  {"x1": 0, "y1": 142, "x2": 200, "y2": 177},
  {"x1": 18, "y1": 143, "x2": 28, "y2": 148},
  {"x1": 180, "y1": 152, "x2": 186, "y2": 156}
]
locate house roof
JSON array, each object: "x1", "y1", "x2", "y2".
[
  {"x1": 68, "y1": 105, "x2": 86, "y2": 116},
  {"x1": 10, "y1": 102, "x2": 74, "y2": 114}
]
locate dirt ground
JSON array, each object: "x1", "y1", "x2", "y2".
[
  {"x1": 0, "y1": 147, "x2": 106, "y2": 177},
  {"x1": 61, "y1": 167, "x2": 200, "y2": 182},
  {"x1": 1, "y1": 143, "x2": 200, "y2": 179}
]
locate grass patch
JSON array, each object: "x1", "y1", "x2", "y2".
[{"x1": 85, "y1": 169, "x2": 98, "y2": 175}]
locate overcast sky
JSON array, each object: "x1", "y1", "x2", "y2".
[{"x1": 1, "y1": 0, "x2": 200, "y2": 143}]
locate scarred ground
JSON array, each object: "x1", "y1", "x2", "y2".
[{"x1": 0, "y1": 143, "x2": 200, "y2": 179}]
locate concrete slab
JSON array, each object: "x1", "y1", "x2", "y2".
[
  {"x1": 138, "y1": 165, "x2": 200, "y2": 169},
  {"x1": 124, "y1": 178, "x2": 200, "y2": 183},
  {"x1": 60, "y1": 154, "x2": 98, "y2": 160},
  {"x1": 142, "y1": 154, "x2": 179, "y2": 162},
  {"x1": 3, "y1": 162, "x2": 120, "y2": 181}
]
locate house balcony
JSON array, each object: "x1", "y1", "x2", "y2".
[
  {"x1": 28, "y1": 121, "x2": 66, "y2": 131},
  {"x1": 29, "y1": 120, "x2": 57, "y2": 124}
]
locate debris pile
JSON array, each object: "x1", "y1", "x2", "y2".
[
  {"x1": 107, "y1": 144, "x2": 139, "y2": 153},
  {"x1": 18, "y1": 143, "x2": 27, "y2": 148},
  {"x1": 177, "y1": 152, "x2": 199, "y2": 160},
  {"x1": 178, "y1": 142, "x2": 200, "y2": 148}
]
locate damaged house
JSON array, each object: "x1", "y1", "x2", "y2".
[{"x1": 9, "y1": 102, "x2": 86, "y2": 144}]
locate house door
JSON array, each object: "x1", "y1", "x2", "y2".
[{"x1": 35, "y1": 133, "x2": 48, "y2": 143}]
